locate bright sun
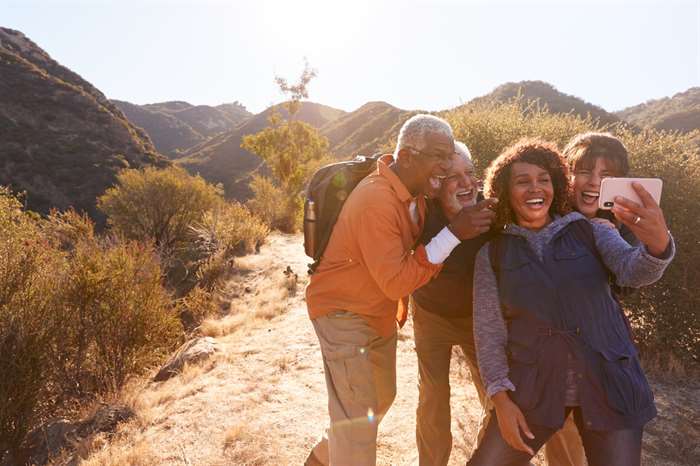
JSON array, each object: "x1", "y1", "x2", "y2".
[{"x1": 260, "y1": 0, "x2": 370, "y2": 55}]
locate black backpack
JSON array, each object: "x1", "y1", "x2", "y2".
[{"x1": 303, "y1": 153, "x2": 382, "y2": 274}]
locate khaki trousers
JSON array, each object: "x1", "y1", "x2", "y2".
[
  {"x1": 310, "y1": 311, "x2": 397, "y2": 466},
  {"x1": 412, "y1": 300, "x2": 491, "y2": 466},
  {"x1": 544, "y1": 412, "x2": 588, "y2": 466}
]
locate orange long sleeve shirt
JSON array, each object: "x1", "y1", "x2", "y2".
[{"x1": 306, "y1": 154, "x2": 443, "y2": 337}]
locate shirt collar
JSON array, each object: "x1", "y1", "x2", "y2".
[{"x1": 377, "y1": 154, "x2": 413, "y2": 203}]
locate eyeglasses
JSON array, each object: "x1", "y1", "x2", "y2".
[
  {"x1": 405, "y1": 146, "x2": 452, "y2": 162},
  {"x1": 404, "y1": 146, "x2": 452, "y2": 182}
]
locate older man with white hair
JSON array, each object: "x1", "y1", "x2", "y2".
[
  {"x1": 305, "y1": 116, "x2": 497, "y2": 466},
  {"x1": 410, "y1": 141, "x2": 497, "y2": 465}
]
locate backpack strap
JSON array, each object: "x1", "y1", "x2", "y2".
[
  {"x1": 567, "y1": 219, "x2": 614, "y2": 280},
  {"x1": 488, "y1": 233, "x2": 504, "y2": 286}
]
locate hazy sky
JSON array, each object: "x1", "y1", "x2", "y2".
[{"x1": 3, "y1": 0, "x2": 699, "y2": 114}]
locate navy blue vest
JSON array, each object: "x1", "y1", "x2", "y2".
[{"x1": 492, "y1": 220, "x2": 656, "y2": 430}]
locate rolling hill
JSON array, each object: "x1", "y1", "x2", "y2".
[
  {"x1": 615, "y1": 87, "x2": 700, "y2": 134},
  {"x1": 113, "y1": 100, "x2": 252, "y2": 156},
  {"x1": 320, "y1": 101, "x2": 416, "y2": 158},
  {"x1": 467, "y1": 80, "x2": 622, "y2": 126},
  {"x1": 0, "y1": 27, "x2": 169, "y2": 220}
]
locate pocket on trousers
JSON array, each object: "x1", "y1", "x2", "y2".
[{"x1": 324, "y1": 346, "x2": 375, "y2": 407}]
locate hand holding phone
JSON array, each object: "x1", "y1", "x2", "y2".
[
  {"x1": 604, "y1": 180, "x2": 670, "y2": 258},
  {"x1": 599, "y1": 177, "x2": 662, "y2": 210}
]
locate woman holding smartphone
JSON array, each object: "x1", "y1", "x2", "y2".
[
  {"x1": 564, "y1": 132, "x2": 639, "y2": 243},
  {"x1": 468, "y1": 139, "x2": 674, "y2": 466}
]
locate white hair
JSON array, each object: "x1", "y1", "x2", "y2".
[
  {"x1": 454, "y1": 141, "x2": 472, "y2": 161},
  {"x1": 394, "y1": 114, "x2": 453, "y2": 158}
]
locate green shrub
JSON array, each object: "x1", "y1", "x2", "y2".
[
  {"x1": 79, "y1": 238, "x2": 183, "y2": 390},
  {"x1": 0, "y1": 189, "x2": 63, "y2": 458},
  {"x1": 187, "y1": 200, "x2": 269, "y2": 291},
  {"x1": 98, "y1": 166, "x2": 220, "y2": 255},
  {"x1": 1, "y1": 194, "x2": 184, "y2": 458},
  {"x1": 615, "y1": 127, "x2": 700, "y2": 366},
  {"x1": 246, "y1": 175, "x2": 298, "y2": 232},
  {"x1": 445, "y1": 98, "x2": 601, "y2": 172},
  {"x1": 98, "y1": 167, "x2": 269, "y2": 292},
  {"x1": 48, "y1": 233, "x2": 182, "y2": 395},
  {"x1": 177, "y1": 286, "x2": 221, "y2": 332}
]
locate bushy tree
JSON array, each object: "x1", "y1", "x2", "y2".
[
  {"x1": 99, "y1": 166, "x2": 269, "y2": 292},
  {"x1": 98, "y1": 166, "x2": 221, "y2": 253},
  {"x1": 241, "y1": 60, "x2": 332, "y2": 232}
]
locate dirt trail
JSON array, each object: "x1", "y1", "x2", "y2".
[{"x1": 85, "y1": 233, "x2": 698, "y2": 466}]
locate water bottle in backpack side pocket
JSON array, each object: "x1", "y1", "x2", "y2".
[{"x1": 303, "y1": 199, "x2": 316, "y2": 258}]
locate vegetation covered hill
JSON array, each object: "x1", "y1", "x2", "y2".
[
  {"x1": 320, "y1": 101, "x2": 416, "y2": 157},
  {"x1": 112, "y1": 100, "x2": 252, "y2": 156},
  {"x1": 111, "y1": 100, "x2": 205, "y2": 156},
  {"x1": 0, "y1": 27, "x2": 169, "y2": 218},
  {"x1": 467, "y1": 80, "x2": 622, "y2": 126},
  {"x1": 616, "y1": 87, "x2": 700, "y2": 134},
  {"x1": 177, "y1": 102, "x2": 345, "y2": 200}
]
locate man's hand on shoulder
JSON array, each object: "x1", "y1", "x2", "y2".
[{"x1": 448, "y1": 198, "x2": 498, "y2": 240}]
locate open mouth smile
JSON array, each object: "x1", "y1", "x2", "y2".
[
  {"x1": 581, "y1": 191, "x2": 599, "y2": 205},
  {"x1": 456, "y1": 189, "x2": 475, "y2": 200},
  {"x1": 524, "y1": 197, "x2": 545, "y2": 209}
]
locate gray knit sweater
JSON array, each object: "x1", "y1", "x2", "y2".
[{"x1": 473, "y1": 212, "x2": 675, "y2": 397}]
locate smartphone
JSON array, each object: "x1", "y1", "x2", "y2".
[{"x1": 599, "y1": 177, "x2": 663, "y2": 210}]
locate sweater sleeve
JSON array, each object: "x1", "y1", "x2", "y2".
[
  {"x1": 590, "y1": 222, "x2": 675, "y2": 288},
  {"x1": 473, "y1": 244, "x2": 516, "y2": 397}
]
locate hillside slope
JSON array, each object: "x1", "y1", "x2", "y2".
[
  {"x1": 468, "y1": 80, "x2": 622, "y2": 126},
  {"x1": 112, "y1": 100, "x2": 206, "y2": 156},
  {"x1": 320, "y1": 101, "x2": 416, "y2": 158},
  {"x1": 113, "y1": 100, "x2": 253, "y2": 156},
  {"x1": 75, "y1": 233, "x2": 699, "y2": 466},
  {"x1": 616, "y1": 87, "x2": 700, "y2": 134},
  {"x1": 0, "y1": 27, "x2": 168, "y2": 218}
]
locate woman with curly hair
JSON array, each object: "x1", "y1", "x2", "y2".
[{"x1": 467, "y1": 139, "x2": 674, "y2": 466}]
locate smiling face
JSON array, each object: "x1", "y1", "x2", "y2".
[
  {"x1": 438, "y1": 152, "x2": 478, "y2": 218},
  {"x1": 509, "y1": 162, "x2": 554, "y2": 230},
  {"x1": 571, "y1": 157, "x2": 617, "y2": 218},
  {"x1": 403, "y1": 131, "x2": 455, "y2": 198}
]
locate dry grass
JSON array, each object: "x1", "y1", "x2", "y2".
[
  {"x1": 199, "y1": 313, "x2": 247, "y2": 337},
  {"x1": 221, "y1": 423, "x2": 279, "y2": 465},
  {"x1": 74, "y1": 437, "x2": 160, "y2": 466}
]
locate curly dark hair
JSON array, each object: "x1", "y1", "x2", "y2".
[{"x1": 484, "y1": 138, "x2": 571, "y2": 229}]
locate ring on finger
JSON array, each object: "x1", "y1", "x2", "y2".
[{"x1": 633, "y1": 215, "x2": 642, "y2": 225}]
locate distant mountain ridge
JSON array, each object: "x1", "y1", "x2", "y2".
[
  {"x1": 3, "y1": 26, "x2": 697, "y2": 215},
  {"x1": 466, "y1": 80, "x2": 622, "y2": 126},
  {"x1": 112, "y1": 99, "x2": 252, "y2": 156},
  {"x1": 615, "y1": 87, "x2": 700, "y2": 134},
  {"x1": 0, "y1": 27, "x2": 169, "y2": 219},
  {"x1": 321, "y1": 101, "x2": 416, "y2": 157}
]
